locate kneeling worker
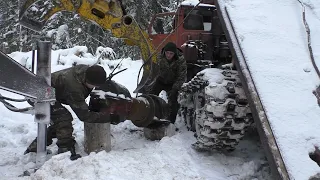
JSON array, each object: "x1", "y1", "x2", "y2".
[{"x1": 25, "y1": 64, "x2": 119, "y2": 157}]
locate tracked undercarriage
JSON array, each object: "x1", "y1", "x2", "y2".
[{"x1": 179, "y1": 68, "x2": 253, "y2": 151}]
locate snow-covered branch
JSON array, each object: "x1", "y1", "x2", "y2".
[{"x1": 297, "y1": 0, "x2": 320, "y2": 79}]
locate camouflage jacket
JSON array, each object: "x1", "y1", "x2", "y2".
[
  {"x1": 157, "y1": 54, "x2": 187, "y2": 91},
  {"x1": 51, "y1": 65, "x2": 109, "y2": 123}
]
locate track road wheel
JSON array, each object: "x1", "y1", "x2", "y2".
[{"x1": 179, "y1": 68, "x2": 253, "y2": 151}]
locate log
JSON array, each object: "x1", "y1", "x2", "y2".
[{"x1": 84, "y1": 122, "x2": 111, "y2": 154}]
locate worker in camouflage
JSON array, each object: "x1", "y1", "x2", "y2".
[
  {"x1": 25, "y1": 65, "x2": 116, "y2": 155},
  {"x1": 149, "y1": 42, "x2": 187, "y2": 123}
]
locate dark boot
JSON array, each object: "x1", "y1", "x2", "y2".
[
  {"x1": 57, "y1": 139, "x2": 81, "y2": 160},
  {"x1": 58, "y1": 144, "x2": 81, "y2": 161},
  {"x1": 69, "y1": 146, "x2": 81, "y2": 160}
]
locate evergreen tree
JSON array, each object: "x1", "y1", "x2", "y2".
[{"x1": 0, "y1": 0, "x2": 180, "y2": 58}]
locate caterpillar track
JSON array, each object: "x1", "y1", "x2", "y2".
[{"x1": 179, "y1": 68, "x2": 253, "y2": 151}]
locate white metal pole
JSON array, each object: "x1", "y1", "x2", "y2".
[{"x1": 35, "y1": 41, "x2": 52, "y2": 168}]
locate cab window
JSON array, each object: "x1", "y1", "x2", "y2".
[{"x1": 183, "y1": 8, "x2": 212, "y2": 31}]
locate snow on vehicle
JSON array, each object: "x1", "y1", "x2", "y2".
[{"x1": 11, "y1": 0, "x2": 320, "y2": 179}]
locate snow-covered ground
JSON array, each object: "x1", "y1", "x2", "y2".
[
  {"x1": 5, "y1": 0, "x2": 320, "y2": 178},
  {"x1": 218, "y1": 0, "x2": 320, "y2": 179},
  {"x1": 0, "y1": 47, "x2": 271, "y2": 179}
]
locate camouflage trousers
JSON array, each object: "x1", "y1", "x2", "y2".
[
  {"x1": 26, "y1": 103, "x2": 75, "y2": 153},
  {"x1": 149, "y1": 80, "x2": 179, "y2": 123}
]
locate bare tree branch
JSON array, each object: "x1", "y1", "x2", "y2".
[{"x1": 297, "y1": 0, "x2": 320, "y2": 79}]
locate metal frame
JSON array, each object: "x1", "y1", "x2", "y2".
[
  {"x1": 214, "y1": 1, "x2": 289, "y2": 179},
  {"x1": 0, "y1": 52, "x2": 55, "y2": 102},
  {"x1": 0, "y1": 41, "x2": 54, "y2": 168},
  {"x1": 34, "y1": 41, "x2": 52, "y2": 168}
]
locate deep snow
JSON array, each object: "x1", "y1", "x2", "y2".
[
  {"x1": 5, "y1": 0, "x2": 320, "y2": 178},
  {"x1": 0, "y1": 47, "x2": 271, "y2": 179}
]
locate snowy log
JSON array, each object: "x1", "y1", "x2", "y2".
[{"x1": 84, "y1": 123, "x2": 111, "y2": 154}]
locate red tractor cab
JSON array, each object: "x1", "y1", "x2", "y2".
[{"x1": 148, "y1": 1, "x2": 232, "y2": 80}]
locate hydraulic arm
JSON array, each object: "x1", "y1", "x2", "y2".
[{"x1": 19, "y1": 0, "x2": 159, "y2": 92}]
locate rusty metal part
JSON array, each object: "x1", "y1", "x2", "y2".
[
  {"x1": 128, "y1": 94, "x2": 169, "y2": 127},
  {"x1": 148, "y1": 94, "x2": 169, "y2": 119},
  {"x1": 89, "y1": 80, "x2": 169, "y2": 127},
  {"x1": 128, "y1": 96, "x2": 154, "y2": 127}
]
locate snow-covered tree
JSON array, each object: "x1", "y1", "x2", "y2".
[{"x1": 0, "y1": 0, "x2": 180, "y2": 58}]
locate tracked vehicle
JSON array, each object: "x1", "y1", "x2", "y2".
[
  {"x1": 4, "y1": 0, "x2": 314, "y2": 179},
  {"x1": 147, "y1": 0, "x2": 253, "y2": 151}
]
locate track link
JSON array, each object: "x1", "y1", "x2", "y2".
[{"x1": 179, "y1": 68, "x2": 253, "y2": 151}]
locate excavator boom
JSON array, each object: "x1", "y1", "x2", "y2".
[{"x1": 19, "y1": 0, "x2": 159, "y2": 93}]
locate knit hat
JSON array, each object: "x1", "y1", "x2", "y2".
[
  {"x1": 163, "y1": 42, "x2": 177, "y2": 53},
  {"x1": 85, "y1": 65, "x2": 106, "y2": 86},
  {"x1": 163, "y1": 42, "x2": 179, "y2": 60}
]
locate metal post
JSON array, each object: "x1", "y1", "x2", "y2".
[{"x1": 35, "y1": 41, "x2": 52, "y2": 168}]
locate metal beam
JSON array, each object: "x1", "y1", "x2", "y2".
[
  {"x1": 0, "y1": 51, "x2": 55, "y2": 102},
  {"x1": 35, "y1": 41, "x2": 52, "y2": 168},
  {"x1": 214, "y1": 1, "x2": 289, "y2": 179}
]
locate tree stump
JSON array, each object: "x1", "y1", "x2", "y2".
[{"x1": 84, "y1": 122, "x2": 111, "y2": 154}]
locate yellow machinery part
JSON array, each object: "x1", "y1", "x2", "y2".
[{"x1": 20, "y1": 0, "x2": 159, "y2": 91}]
